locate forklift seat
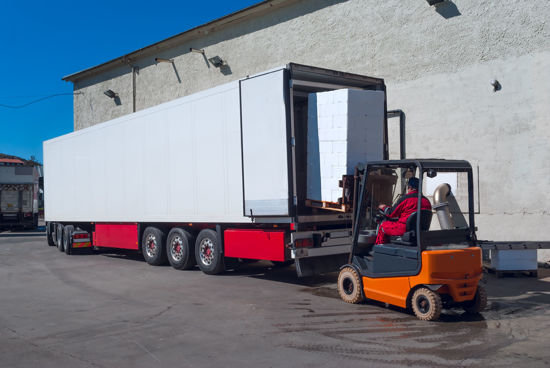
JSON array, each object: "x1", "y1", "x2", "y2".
[{"x1": 390, "y1": 210, "x2": 433, "y2": 246}]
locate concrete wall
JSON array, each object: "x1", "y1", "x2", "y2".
[{"x1": 70, "y1": 0, "x2": 550, "y2": 260}]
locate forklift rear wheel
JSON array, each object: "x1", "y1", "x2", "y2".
[
  {"x1": 337, "y1": 267, "x2": 364, "y2": 304},
  {"x1": 463, "y1": 285, "x2": 487, "y2": 314},
  {"x1": 411, "y1": 287, "x2": 442, "y2": 321},
  {"x1": 63, "y1": 225, "x2": 74, "y2": 255}
]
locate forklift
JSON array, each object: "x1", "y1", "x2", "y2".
[{"x1": 337, "y1": 159, "x2": 486, "y2": 321}]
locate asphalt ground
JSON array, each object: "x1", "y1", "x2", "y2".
[{"x1": 1, "y1": 232, "x2": 549, "y2": 368}]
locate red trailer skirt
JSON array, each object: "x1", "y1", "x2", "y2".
[
  {"x1": 93, "y1": 223, "x2": 139, "y2": 250},
  {"x1": 224, "y1": 229, "x2": 286, "y2": 262}
]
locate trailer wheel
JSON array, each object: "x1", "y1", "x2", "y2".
[
  {"x1": 411, "y1": 287, "x2": 442, "y2": 321},
  {"x1": 195, "y1": 229, "x2": 225, "y2": 275},
  {"x1": 46, "y1": 222, "x2": 55, "y2": 246},
  {"x1": 166, "y1": 228, "x2": 196, "y2": 270},
  {"x1": 63, "y1": 225, "x2": 74, "y2": 255},
  {"x1": 141, "y1": 227, "x2": 167, "y2": 266},
  {"x1": 56, "y1": 223, "x2": 65, "y2": 252},
  {"x1": 337, "y1": 267, "x2": 365, "y2": 304},
  {"x1": 463, "y1": 285, "x2": 487, "y2": 314}
]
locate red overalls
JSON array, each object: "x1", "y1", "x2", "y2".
[{"x1": 375, "y1": 190, "x2": 432, "y2": 245}]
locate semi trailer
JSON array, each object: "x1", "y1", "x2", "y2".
[
  {"x1": 0, "y1": 157, "x2": 41, "y2": 230},
  {"x1": 44, "y1": 63, "x2": 390, "y2": 275}
]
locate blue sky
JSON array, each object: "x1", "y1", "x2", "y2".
[{"x1": 0, "y1": 0, "x2": 260, "y2": 163}]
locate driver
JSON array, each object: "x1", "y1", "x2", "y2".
[{"x1": 375, "y1": 177, "x2": 432, "y2": 245}]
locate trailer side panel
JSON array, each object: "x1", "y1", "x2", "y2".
[{"x1": 44, "y1": 81, "x2": 250, "y2": 224}]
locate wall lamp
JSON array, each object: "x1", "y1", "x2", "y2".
[
  {"x1": 155, "y1": 57, "x2": 174, "y2": 64},
  {"x1": 490, "y1": 79, "x2": 502, "y2": 92},
  {"x1": 190, "y1": 48, "x2": 205, "y2": 55},
  {"x1": 104, "y1": 90, "x2": 118, "y2": 98},
  {"x1": 426, "y1": 0, "x2": 445, "y2": 5},
  {"x1": 208, "y1": 56, "x2": 226, "y2": 68}
]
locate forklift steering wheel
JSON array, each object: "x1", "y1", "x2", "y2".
[{"x1": 375, "y1": 208, "x2": 387, "y2": 223}]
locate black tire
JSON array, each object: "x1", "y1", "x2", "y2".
[
  {"x1": 56, "y1": 223, "x2": 65, "y2": 252},
  {"x1": 195, "y1": 229, "x2": 225, "y2": 275},
  {"x1": 337, "y1": 267, "x2": 365, "y2": 304},
  {"x1": 46, "y1": 222, "x2": 55, "y2": 246},
  {"x1": 141, "y1": 227, "x2": 167, "y2": 266},
  {"x1": 63, "y1": 225, "x2": 74, "y2": 255},
  {"x1": 463, "y1": 285, "x2": 487, "y2": 314},
  {"x1": 166, "y1": 228, "x2": 196, "y2": 270},
  {"x1": 411, "y1": 287, "x2": 442, "y2": 321}
]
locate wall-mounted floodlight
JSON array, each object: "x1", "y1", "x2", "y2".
[
  {"x1": 208, "y1": 56, "x2": 226, "y2": 68},
  {"x1": 190, "y1": 48, "x2": 205, "y2": 55},
  {"x1": 155, "y1": 57, "x2": 174, "y2": 64},
  {"x1": 104, "y1": 89, "x2": 118, "y2": 98},
  {"x1": 426, "y1": 0, "x2": 445, "y2": 5},
  {"x1": 490, "y1": 79, "x2": 502, "y2": 92}
]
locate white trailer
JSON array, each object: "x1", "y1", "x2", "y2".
[{"x1": 44, "y1": 64, "x2": 388, "y2": 276}]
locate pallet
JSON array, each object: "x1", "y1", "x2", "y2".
[
  {"x1": 305, "y1": 199, "x2": 350, "y2": 213},
  {"x1": 484, "y1": 264, "x2": 538, "y2": 278}
]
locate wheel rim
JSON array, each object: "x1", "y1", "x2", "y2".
[
  {"x1": 342, "y1": 277, "x2": 355, "y2": 295},
  {"x1": 146, "y1": 234, "x2": 158, "y2": 258},
  {"x1": 199, "y1": 238, "x2": 214, "y2": 266},
  {"x1": 416, "y1": 295, "x2": 430, "y2": 314},
  {"x1": 170, "y1": 235, "x2": 184, "y2": 262}
]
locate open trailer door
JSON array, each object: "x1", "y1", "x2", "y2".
[{"x1": 240, "y1": 69, "x2": 291, "y2": 217}]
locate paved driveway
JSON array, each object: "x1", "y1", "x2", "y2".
[{"x1": 1, "y1": 233, "x2": 549, "y2": 367}]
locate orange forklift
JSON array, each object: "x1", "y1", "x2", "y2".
[{"x1": 337, "y1": 159, "x2": 486, "y2": 321}]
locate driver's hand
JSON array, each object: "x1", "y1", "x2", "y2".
[{"x1": 378, "y1": 204, "x2": 387, "y2": 210}]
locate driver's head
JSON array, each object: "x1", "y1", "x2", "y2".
[{"x1": 407, "y1": 177, "x2": 419, "y2": 192}]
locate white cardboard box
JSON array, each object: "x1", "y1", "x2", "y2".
[{"x1": 307, "y1": 89, "x2": 385, "y2": 202}]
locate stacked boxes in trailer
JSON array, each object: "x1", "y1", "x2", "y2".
[{"x1": 44, "y1": 63, "x2": 388, "y2": 276}]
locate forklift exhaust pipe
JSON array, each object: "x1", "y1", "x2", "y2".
[{"x1": 433, "y1": 183, "x2": 455, "y2": 230}]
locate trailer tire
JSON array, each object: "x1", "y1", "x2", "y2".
[
  {"x1": 337, "y1": 267, "x2": 365, "y2": 304},
  {"x1": 46, "y1": 222, "x2": 55, "y2": 246},
  {"x1": 56, "y1": 223, "x2": 65, "y2": 252},
  {"x1": 411, "y1": 287, "x2": 442, "y2": 321},
  {"x1": 195, "y1": 229, "x2": 225, "y2": 275},
  {"x1": 141, "y1": 227, "x2": 167, "y2": 266},
  {"x1": 166, "y1": 228, "x2": 196, "y2": 270},
  {"x1": 63, "y1": 225, "x2": 74, "y2": 255},
  {"x1": 463, "y1": 285, "x2": 487, "y2": 314}
]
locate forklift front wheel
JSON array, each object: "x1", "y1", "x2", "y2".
[
  {"x1": 337, "y1": 267, "x2": 365, "y2": 304},
  {"x1": 411, "y1": 287, "x2": 442, "y2": 321}
]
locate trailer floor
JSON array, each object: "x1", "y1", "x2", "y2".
[{"x1": 1, "y1": 233, "x2": 549, "y2": 368}]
